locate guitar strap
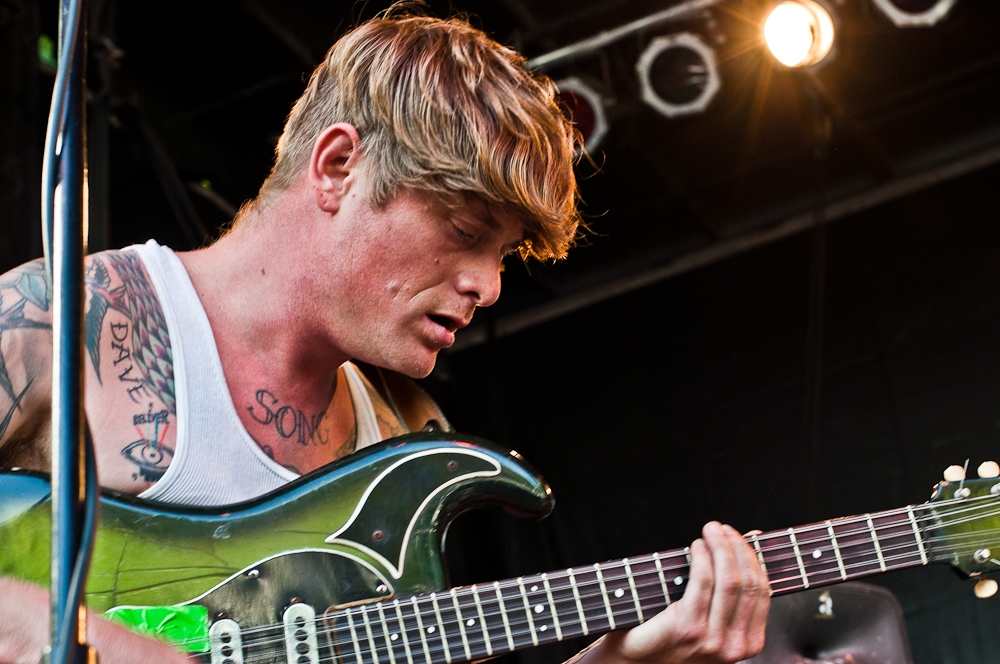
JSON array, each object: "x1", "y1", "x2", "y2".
[{"x1": 352, "y1": 361, "x2": 453, "y2": 436}]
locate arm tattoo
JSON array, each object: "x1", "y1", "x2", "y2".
[
  {"x1": 122, "y1": 402, "x2": 173, "y2": 482},
  {"x1": 0, "y1": 260, "x2": 50, "y2": 442},
  {"x1": 86, "y1": 252, "x2": 176, "y2": 414}
]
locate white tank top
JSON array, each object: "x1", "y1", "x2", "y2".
[{"x1": 127, "y1": 240, "x2": 384, "y2": 506}]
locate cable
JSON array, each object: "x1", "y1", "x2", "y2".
[
  {"x1": 40, "y1": 0, "x2": 100, "y2": 662},
  {"x1": 41, "y1": 0, "x2": 85, "y2": 281}
]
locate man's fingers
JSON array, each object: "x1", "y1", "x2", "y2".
[
  {"x1": 720, "y1": 524, "x2": 769, "y2": 659},
  {"x1": 703, "y1": 521, "x2": 743, "y2": 652},
  {"x1": 679, "y1": 536, "x2": 714, "y2": 627}
]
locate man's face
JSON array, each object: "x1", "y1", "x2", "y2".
[{"x1": 318, "y1": 170, "x2": 524, "y2": 378}]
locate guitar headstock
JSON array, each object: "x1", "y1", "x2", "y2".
[{"x1": 927, "y1": 461, "x2": 1000, "y2": 578}]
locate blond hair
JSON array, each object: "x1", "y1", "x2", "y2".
[{"x1": 257, "y1": 11, "x2": 581, "y2": 260}]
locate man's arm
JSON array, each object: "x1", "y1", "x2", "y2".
[
  {"x1": 0, "y1": 577, "x2": 189, "y2": 664},
  {"x1": 576, "y1": 522, "x2": 770, "y2": 664},
  {"x1": 0, "y1": 259, "x2": 188, "y2": 663}
]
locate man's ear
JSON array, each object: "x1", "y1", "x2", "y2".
[{"x1": 308, "y1": 123, "x2": 362, "y2": 214}]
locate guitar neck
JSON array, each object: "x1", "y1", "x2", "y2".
[{"x1": 323, "y1": 505, "x2": 933, "y2": 664}]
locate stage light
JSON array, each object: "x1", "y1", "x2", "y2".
[
  {"x1": 636, "y1": 33, "x2": 720, "y2": 119},
  {"x1": 764, "y1": 0, "x2": 835, "y2": 67},
  {"x1": 556, "y1": 77, "x2": 609, "y2": 152},
  {"x1": 872, "y1": 0, "x2": 956, "y2": 26}
]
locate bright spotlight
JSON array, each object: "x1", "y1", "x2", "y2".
[
  {"x1": 764, "y1": 0, "x2": 835, "y2": 68},
  {"x1": 872, "y1": 0, "x2": 956, "y2": 27}
]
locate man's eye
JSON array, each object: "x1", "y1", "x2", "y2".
[{"x1": 453, "y1": 224, "x2": 476, "y2": 242}]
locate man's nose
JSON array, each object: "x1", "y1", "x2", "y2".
[{"x1": 457, "y1": 260, "x2": 502, "y2": 307}]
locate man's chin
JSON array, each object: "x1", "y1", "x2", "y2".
[{"x1": 367, "y1": 348, "x2": 438, "y2": 379}]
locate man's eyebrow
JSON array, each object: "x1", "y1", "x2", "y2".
[{"x1": 477, "y1": 210, "x2": 502, "y2": 230}]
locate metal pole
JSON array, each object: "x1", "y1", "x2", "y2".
[
  {"x1": 526, "y1": 0, "x2": 722, "y2": 70},
  {"x1": 48, "y1": 0, "x2": 93, "y2": 661}
]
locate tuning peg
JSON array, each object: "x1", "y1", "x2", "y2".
[
  {"x1": 977, "y1": 461, "x2": 1000, "y2": 479},
  {"x1": 944, "y1": 465, "x2": 967, "y2": 482},
  {"x1": 975, "y1": 578, "x2": 998, "y2": 599}
]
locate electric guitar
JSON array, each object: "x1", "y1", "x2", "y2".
[{"x1": 1, "y1": 433, "x2": 998, "y2": 664}]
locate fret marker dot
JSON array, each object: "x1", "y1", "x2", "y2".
[
  {"x1": 427, "y1": 627, "x2": 435, "y2": 634},
  {"x1": 614, "y1": 588, "x2": 625, "y2": 598},
  {"x1": 812, "y1": 549, "x2": 822, "y2": 559},
  {"x1": 540, "y1": 625, "x2": 547, "y2": 632},
  {"x1": 390, "y1": 634, "x2": 398, "y2": 641},
  {"x1": 467, "y1": 619, "x2": 475, "y2": 627},
  {"x1": 674, "y1": 577, "x2": 684, "y2": 585},
  {"x1": 531, "y1": 585, "x2": 539, "y2": 592},
  {"x1": 534, "y1": 605, "x2": 544, "y2": 613}
]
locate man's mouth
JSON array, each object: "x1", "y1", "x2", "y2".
[{"x1": 427, "y1": 314, "x2": 464, "y2": 333}]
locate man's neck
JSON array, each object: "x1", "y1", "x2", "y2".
[{"x1": 177, "y1": 193, "x2": 350, "y2": 410}]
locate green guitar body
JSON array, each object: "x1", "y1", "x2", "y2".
[{"x1": 0, "y1": 433, "x2": 553, "y2": 634}]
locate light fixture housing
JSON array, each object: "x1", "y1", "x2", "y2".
[
  {"x1": 555, "y1": 77, "x2": 610, "y2": 152},
  {"x1": 636, "y1": 33, "x2": 721, "y2": 119},
  {"x1": 764, "y1": 0, "x2": 836, "y2": 68},
  {"x1": 872, "y1": 0, "x2": 956, "y2": 27}
]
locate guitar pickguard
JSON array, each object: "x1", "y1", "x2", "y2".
[
  {"x1": 324, "y1": 447, "x2": 501, "y2": 579},
  {"x1": 176, "y1": 549, "x2": 393, "y2": 628}
]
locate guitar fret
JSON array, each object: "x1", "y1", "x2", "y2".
[
  {"x1": 623, "y1": 559, "x2": 644, "y2": 622},
  {"x1": 541, "y1": 573, "x2": 563, "y2": 640},
  {"x1": 429, "y1": 593, "x2": 451, "y2": 663},
  {"x1": 361, "y1": 605, "x2": 382, "y2": 664},
  {"x1": 376, "y1": 603, "x2": 397, "y2": 664},
  {"x1": 826, "y1": 520, "x2": 847, "y2": 580},
  {"x1": 568, "y1": 569, "x2": 589, "y2": 636},
  {"x1": 540, "y1": 572, "x2": 581, "y2": 640},
  {"x1": 830, "y1": 518, "x2": 881, "y2": 578},
  {"x1": 471, "y1": 585, "x2": 493, "y2": 657},
  {"x1": 410, "y1": 597, "x2": 432, "y2": 664},
  {"x1": 907, "y1": 506, "x2": 929, "y2": 565},
  {"x1": 594, "y1": 564, "x2": 616, "y2": 630},
  {"x1": 494, "y1": 581, "x2": 516, "y2": 651},
  {"x1": 517, "y1": 578, "x2": 540, "y2": 646},
  {"x1": 652, "y1": 553, "x2": 671, "y2": 605},
  {"x1": 788, "y1": 528, "x2": 809, "y2": 589},
  {"x1": 866, "y1": 514, "x2": 887, "y2": 572},
  {"x1": 393, "y1": 600, "x2": 415, "y2": 664},
  {"x1": 451, "y1": 589, "x2": 473, "y2": 662},
  {"x1": 345, "y1": 607, "x2": 366, "y2": 664}
]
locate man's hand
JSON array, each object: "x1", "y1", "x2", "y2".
[
  {"x1": 0, "y1": 577, "x2": 189, "y2": 664},
  {"x1": 579, "y1": 522, "x2": 770, "y2": 664}
]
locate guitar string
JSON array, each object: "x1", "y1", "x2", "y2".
[
  {"x1": 230, "y1": 539, "x2": 954, "y2": 664},
  {"x1": 218, "y1": 518, "x2": 1000, "y2": 664},
  {"x1": 171, "y1": 496, "x2": 1000, "y2": 655},
  {"x1": 226, "y1": 533, "x2": 991, "y2": 663},
  {"x1": 203, "y1": 498, "x2": 986, "y2": 649},
  {"x1": 179, "y1": 508, "x2": 1000, "y2": 659},
  {"x1": 182, "y1": 524, "x2": 979, "y2": 660},
  {"x1": 211, "y1": 492, "x2": 997, "y2": 648}
]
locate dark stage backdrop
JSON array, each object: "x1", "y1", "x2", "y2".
[{"x1": 433, "y1": 162, "x2": 1000, "y2": 664}]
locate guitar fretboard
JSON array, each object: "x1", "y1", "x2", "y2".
[{"x1": 319, "y1": 507, "x2": 932, "y2": 664}]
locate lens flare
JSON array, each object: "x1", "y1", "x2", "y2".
[{"x1": 764, "y1": 0, "x2": 835, "y2": 67}]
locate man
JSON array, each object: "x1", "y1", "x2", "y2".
[{"x1": 0, "y1": 11, "x2": 769, "y2": 664}]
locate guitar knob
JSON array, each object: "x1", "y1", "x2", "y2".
[
  {"x1": 975, "y1": 578, "x2": 998, "y2": 599},
  {"x1": 977, "y1": 461, "x2": 1000, "y2": 479},
  {"x1": 944, "y1": 465, "x2": 967, "y2": 482}
]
